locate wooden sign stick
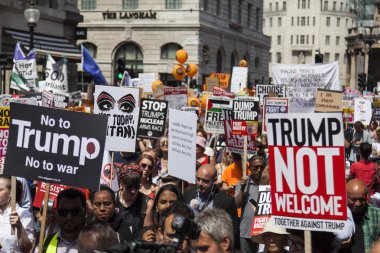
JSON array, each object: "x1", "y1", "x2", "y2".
[
  {"x1": 242, "y1": 136, "x2": 248, "y2": 178},
  {"x1": 304, "y1": 230, "x2": 312, "y2": 253},
  {"x1": 10, "y1": 176, "x2": 17, "y2": 235},
  {"x1": 38, "y1": 182, "x2": 51, "y2": 253}
]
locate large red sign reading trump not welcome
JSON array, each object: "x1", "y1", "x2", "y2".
[{"x1": 266, "y1": 113, "x2": 347, "y2": 232}]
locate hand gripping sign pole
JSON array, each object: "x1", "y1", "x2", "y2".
[{"x1": 38, "y1": 183, "x2": 51, "y2": 253}]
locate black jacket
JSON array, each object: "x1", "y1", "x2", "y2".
[{"x1": 184, "y1": 186, "x2": 240, "y2": 249}]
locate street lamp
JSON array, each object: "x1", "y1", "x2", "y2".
[{"x1": 24, "y1": 0, "x2": 40, "y2": 51}]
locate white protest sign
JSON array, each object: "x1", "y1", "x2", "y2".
[
  {"x1": 139, "y1": 73, "x2": 158, "y2": 93},
  {"x1": 271, "y1": 62, "x2": 340, "y2": 113},
  {"x1": 168, "y1": 109, "x2": 196, "y2": 184},
  {"x1": 40, "y1": 54, "x2": 68, "y2": 93},
  {"x1": 256, "y1": 85, "x2": 286, "y2": 105},
  {"x1": 230, "y1": 67, "x2": 248, "y2": 94},
  {"x1": 354, "y1": 98, "x2": 372, "y2": 126},
  {"x1": 93, "y1": 86, "x2": 140, "y2": 152}
]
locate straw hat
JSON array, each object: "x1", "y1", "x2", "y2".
[{"x1": 251, "y1": 217, "x2": 289, "y2": 244}]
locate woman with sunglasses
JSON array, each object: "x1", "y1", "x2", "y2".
[
  {"x1": 138, "y1": 154, "x2": 156, "y2": 199},
  {"x1": 156, "y1": 136, "x2": 169, "y2": 179}
]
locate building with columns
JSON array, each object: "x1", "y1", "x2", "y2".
[
  {"x1": 263, "y1": 0, "x2": 357, "y2": 87},
  {"x1": 0, "y1": 0, "x2": 83, "y2": 92},
  {"x1": 77, "y1": 0, "x2": 270, "y2": 87}
]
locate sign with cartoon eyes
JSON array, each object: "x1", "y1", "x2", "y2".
[{"x1": 93, "y1": 85, "x2": 140, "y2": 152}]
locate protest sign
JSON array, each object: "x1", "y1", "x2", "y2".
[
  {"x1": 315, "y1": 89, "x2": 342, "y2": 112},
  {"x1": 256, "y1": 85, "x2": 286, "y2": 105},
  {"x1": 99, "y1": 150, "x2": 118, "y2": 191},
  {"x1": 39, "y1": 54, "x2": 68, "y2": 93},
  {"x1": 372, "y1": 107, "x2": 380, "y2": 122},
  {"x1": 271, "y1": 62, "x2": 340, "y2": 113},
  {"x1": 206, "y1": 77, "x2": 219, "y2": 92},
  {"x1": 42, "y1": 90, "x2": 54, "y2": 108},
  {"x1": 139, "y1": 73, "x2": 158, "y2": 93},
  {"x1": 251, "y1": 185, "x2": 271, "y2": 236},
  {"x1": 20, "y1": 92, "x2": 43, "y2": 106},
  {"x1": 210, "y1": 73, "x2": 230, "y2": 89},
  {"x1": 230, "y1": 67, "x2": 248, "y2": 94},
  {"x1": 137, "y1": 99, "x2": 168, "y2": 139},
  {"x1": 223, "y1": 109, "x2": 257, "y2": 154},
  {"x1": 212, "y1": 86, "x2": 235, "y2": 99},
  {"x1": 93, "y1": 86, "x2": 139, "y2": 152},
  {"x1": 262, "y1": 97, "x2": 288, "y2": 133},
  {"x1": 164, "y1": 86, "x2": 188, "y2": 110},
  {"x1": 168, "y1": 109, "x2": 197, "y2": 184},
  {"x1": 0, "y1": 107, "x2": 9, "y2": 174},
  {"x1": 4, "y1": 103, "x2": 107, "y2": 189},
  {"x1": 231, "y1": 98, "x2": 260, "y2": 136},
  {"x1": 0, "y1": 95, "x2": 12, "y2": 107},
  {"x1": 354, "y1": 98, "x2": 372, "y2": 126},
  {"x1": 204, "y1": 96, "x2": 231, "y2": 134},
  {"x1": 266, "y1": 113, "x2": 347, "y2": 232}
]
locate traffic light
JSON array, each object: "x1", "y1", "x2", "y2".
[
  {"x1": 358, "y1": 73, "x2": 367, "y2": 91},
  {"x1": 315, "y1": 54, "x2": 323, "y2": 63},
  {"x1": 116, "y1": 59, "x2": 125, "y2": 80}
]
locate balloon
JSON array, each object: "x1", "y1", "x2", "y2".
[
  {"x1": 201, "y1": 94, "x2": 209, "y2": 111},
  {"x1": 176, "y1": 49, "x2": 188, "y2": 64},
  {"x1": 172, "y1": 64, "x2": 186, "y2": 81},
  {"x1": 239, "y1": 59, "x2": 248, "y2": 67},
  {"x1": 152, "y1": 80, "x2": 163, "y2": 92},
  {"x1": 186, "y1": 63, "x2": 198, "y2": 77},
  {"x1": 188, "y1": 97, "x2": 200, "y2": 107}
]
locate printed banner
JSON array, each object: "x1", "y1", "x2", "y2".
[
  {"x1": 271, "y1": 62, "x2": 340, "y2": 113},
  {"x1": 230, "y1": 67, "x2": 248, "y2": 94},
  {"x1": 210, "y1": 73, "x2": 230, "y2": 89},
  {"x1": 256, "y1": 85, "x2": 286, "y2": 105},
  {"x1": 231, "y1": 98, "x2": 260, "y2": 136},
  {"x1": 262, "y1": 97, "x2": 288, "y2": 133},
  {"x1": 206, "y1": 77, "x2": 219, "y2": 92},
  {"x1": 204, "y1": 96, "x2": 231, "y2": 134},
  {"x1": 137, "y1": 99, "x2": 168, "y2": 139},
  {"x1": 168, "y1": 109, "x2": 197, "y2": 184},
  {"x1": 223, "y1": 109, "x2": 257, "y2": 154},
  {"x1": 267, "y1": 113, "x2": 347, "y2": 232},
  {"x1": 213, "y1": 86, "x2": 236, "y2": 99},
  {"x1": 93, "y1": 86, "x2": 140, "y2": 152},
  {"x1": 315, "y1": 89, "x2": 343, "y2": 112},
  {"x1": 372, "y1": 107, "x2": 380, "y2": 122},
  {"x1": 251, "y1": 185, "x2": 271, "y2": 236},
  {"x1": 0, "y1": 107, "x2": 10, "y2": 174},
  {"x1": 354, "y1": 98, "x2": 372, "y2": 126},
  {"x1": 39, "y1": 54, "x2": 68, "y2": 93},
  {"x1": 42, "y1": 90, "x2": 54, "y2": 108},
  {"x1": 164, "y1": 86, "x2": 188, "y2": 110},
  {"x1": 4, "y1": 103, "x2": 107, "y2": 189}
]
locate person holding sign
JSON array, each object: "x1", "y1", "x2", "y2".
[
  {"x1": 349, "y1": 121, "x2": 372, "y2": 163},
  {"x1": 251, "y1": 218, "x2": 289, "y2": 253},
  {"x1": 0, "y1": 175, "x2": 34, "y2": 253}
]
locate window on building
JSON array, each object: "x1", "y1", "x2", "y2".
[
  {"x1": 123, "y1": 0, "x2": 138, "y2": 9},
  {"x1": 275, "y1": 2, "x2": 279, "y2": 11},
  {"x1": 270, "y1": 3, "x2": 272, "y2": 11},
  {"x1": 301, "y1": 17, "x2": 305, "y2": 26},
  {"x1": 228, "y1": 0, "x2": 232, "y2": 20},
  {"x1": 256, "y1": 7, "x2": 260, "y2": 30},
  {"x1": 216, "y1": 0, "x2": 221, "y2": 15},
  {"x1": 161, "y1": 43, "x2": 182, "y2": 59},
  {"x1": 278, "y1": 17, "x2": 282, "y2": 26},
  {"x1": 324, "y1": 53, "x2": 330, "y2": 62},
  {"x1": 301, "y1": 0, "x2": 306, "y2": 9},
  {"x1": 291, "y1": 17, "x2": 294, "y2": 26},
  {"x1": 313, "y1": 17, "x2": 316, "y2": 26},
  {"x1": 337, "y1": 18, "x2": 340, "y2": 27},
  {"x1": 247, "y1": 4, "x2": 252, "y2": 27},
  {"x1": 277, "y1": 35, "x2": 281, "y2": 45},
  {"x1": 82, "y1": 0, "x2": 96, "y2": 10},
  {"x1": 308, "y1": 0, "x2": 310, "y2": 8},
  {"x1": 298, "y1": 0, "x2": 300, "y2": 8},
  {"x1": 307, "y1": 17, "x2": 310, "y2": 26},
  {"x1": 291, "y1": 35, "x2": 293, "y2": 44},
  {"x1": 297, "y1": 17, "x2": 300, "y2": 26},
  {"x1": 326, "y1": 17, "x2": 330, "y2": 26},
  {"x1": 231, "y1": 52, "x2": 238, "y2": 70},
  {"x1": 283, "y1": 1, "x2": 286, "y2": 11},
  {"x1": 270, "y1": 18, "x2": 273, "y2": 27},
  {"x1": 346, "y1": 18, "x2": 348, "y2": 27},
  {"x1": 335, "y1": 53, "x2": 340, "y2": 62},
  {"x1": 166, "y1": 0, "x2": 182, "y2": 9},
  {"x1": 114, "y1": 43, "x2": 143, "y2": 82},
  {"x1": 336, "y1": 36, "x2": 340, "y2": 45},
  {"x1": 276, "y1": 52, "x2": 282, "y2": 63},
  {"x1": 300, "y1": 35, "x2": 305, "y2": 44},
  {"x1": 204, "y1": 0, "x2": 208, "y2": 11},
  {"x1": 296, "y1": 35, "x2": 299, "y2": 44},
  {"x1": 306, "y1": 35, "x2": 309, "y2": 44},
  {"x1": 238, "y1": 0, "x2": 243, "y2": 24},
  {"x1": 217, "y1": 49, "x2": 223, "y2": 72},
  {"x1": 324, "y1": 1, "x2": 328, "y2": 11},
  {"x1": 325, "y1": 35, "x2": 330, "y2": 45},
  {"x1": 333, "y1": 1, "x2": 336, "y2": 11},
  {"x1": 340, "y1": 2, "x2": 343, "y2": 11},
  {"x1": 312, "y1": 35, "x2": 315, "y2": 44},
  {"x1": 346, "y1": 3, "x2": 348, "y2": 11}
]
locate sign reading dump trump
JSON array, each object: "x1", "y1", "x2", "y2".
[
  {"x1": 4, "y1": 103, "x2": 107, "y2": 189},
  {"x1": 266, "y1": 113, "x2": 347, "y2": 232}
]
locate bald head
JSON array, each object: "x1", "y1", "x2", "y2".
[
  {"x1": 196, "y1": 164, "x2": 217, "y2": 195},
  {"x1": 197, "y1": 164, "x2": 217, "y2": 179},
  {"x1": 347, "y1": 179, "x2": 368, "y2": 214}
]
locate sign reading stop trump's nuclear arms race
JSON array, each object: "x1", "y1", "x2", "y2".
[{"x1": 266, "y1": 113, "x2": 347, "y2": 232}]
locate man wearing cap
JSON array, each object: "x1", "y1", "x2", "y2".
[{"x1": 252, "y1": 218, "x2": 289, "y2": 253}]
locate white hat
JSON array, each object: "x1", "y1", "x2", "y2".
[{"x1": 251, "y1": 217, "x2": 289, "y2": 244}]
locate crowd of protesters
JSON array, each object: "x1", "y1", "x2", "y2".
[{"x1": 1, "y1": 119, "x2": 380, "y2": 253}]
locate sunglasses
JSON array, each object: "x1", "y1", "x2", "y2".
[
  {"x1": 57, "y1": 208, "x2": 83, "y2": 217},
  {"x1": 160, "y1": 141, "x2": 168, "y2": 145},
  {"x1": 140, "y1": 163, "x2": 153, "y2": 170},
  {"x1": 93, "y1": 201, "x2": 113, "y2": 208},
  {"x1": 252, "y1": 165, "x2": 264, "y2": 170}
]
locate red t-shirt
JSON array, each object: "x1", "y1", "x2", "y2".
[{"x1": 350, "y1": 160, "x2": 377, "y2": 195}]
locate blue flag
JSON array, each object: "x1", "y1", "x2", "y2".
[{"x1": 81, "y1": 45, "x2": 107, "y2": 85}]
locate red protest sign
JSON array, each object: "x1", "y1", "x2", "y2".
[
  {"x1": 251, "y1": 185, "x2": 271, "y2": 236},
  {"x1": 266, "y1": 113, "x2": 347, "y2": 232}
]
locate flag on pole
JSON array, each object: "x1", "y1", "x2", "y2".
[
  {"x1": 121, "y1": 70, "x2": 131, "y2": 87},
  {"x1": 81, "y1": 45, "x2": 107, "y2": 85}
]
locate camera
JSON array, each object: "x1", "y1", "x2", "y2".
[{"x1": 171, "y1": 214, "x2": 201, "y2": 242}]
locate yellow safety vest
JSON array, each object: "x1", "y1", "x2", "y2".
[{"x1": 44, "y1": 233, "x2": 58, "y2": 253}]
